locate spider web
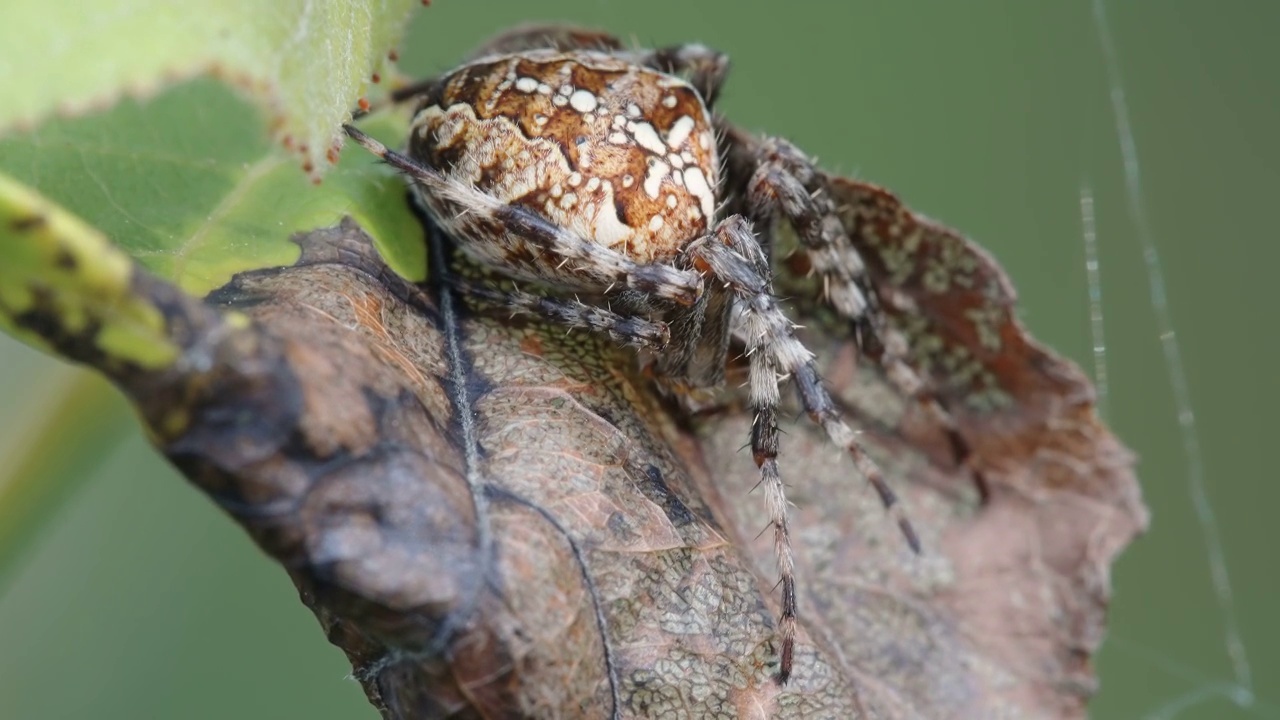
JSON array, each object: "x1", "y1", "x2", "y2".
[{"x1": 1086, "y1": 2, "x2": 1265, "y2": 716}]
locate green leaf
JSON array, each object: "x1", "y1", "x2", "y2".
[
  {"x1": 0, "y1": 0, "x2": 419, "y2": 180},
  {"x1": 0, "y1": 78, "x2": 421, "y2": 295}
]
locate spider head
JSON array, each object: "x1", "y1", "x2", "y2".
[{"x1": 408, "y1": 49, "x2": 720, "y2": 264}]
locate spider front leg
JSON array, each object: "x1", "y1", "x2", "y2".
[
  {"x1": 688, "y1": 216, "x2": 920, "y2": 684},
  {"x1": 451, "y1": 276, "x2": 670, "y2": 351},
  {"x1": 746, "y1": 137, "x2": 988, "y2": 500}
]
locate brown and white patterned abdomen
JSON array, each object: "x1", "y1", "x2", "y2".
[{"x1": 409, "y1": 49, "x2": 720, "y2": 272}]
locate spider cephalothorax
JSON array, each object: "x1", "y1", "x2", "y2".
[{"x1": 344, "y1": 26, "x2": 976, "y2": 684}]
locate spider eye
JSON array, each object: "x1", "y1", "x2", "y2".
[{"x1": 575, "y1": 135, "x2": 588, "y2": 146}]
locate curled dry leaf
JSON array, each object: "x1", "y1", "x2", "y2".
[{"x1": 18, "y1": 185, "x2": 1145, "y2": 716}]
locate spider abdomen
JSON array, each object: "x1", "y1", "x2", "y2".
[{"x1": 409, "y1": 49, "x2": 719, "y2": 264}]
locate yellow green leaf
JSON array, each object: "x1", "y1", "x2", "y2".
[
  {"x1": 0, "y1": 171, "x2": 178, "y2": 368},
  {"x1": 0, "y1": 79, "x2": 420, "y2": 295}
]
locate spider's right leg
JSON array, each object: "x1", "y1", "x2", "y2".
[
  {"x1": 343, "y1": 125, "x2": 703, "y2": 306},
  {"x1": 688, "y1": 217, "x2": 924, "y2": 683},
  {"x1": 687, "y1": 218, "x2": 799, "y2": 684},
  {"x1": 451, "y1": 277, "x2": 670, "y2": 350},
  {"x1": 746, "y1": 137, "x2": 988, "y2": 500},
  {"x1": 745, "y1": 137, "x2": 880, "y2": 345}
]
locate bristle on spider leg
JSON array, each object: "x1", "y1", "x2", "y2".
[
  {"x1": 342, "y1": 124, "x2": 440, "y2": 184},
  {"x1": 342, "y1": 124, "x2": 385, "y2": 154}
]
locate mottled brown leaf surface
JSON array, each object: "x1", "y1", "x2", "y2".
[{"x1": 30, "y1": 207, "x2": 1145, "y2": 718}]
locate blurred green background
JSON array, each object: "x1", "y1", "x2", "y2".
[{"x1": 1, "y1": 2, "x2": 1276, "y2": 718}]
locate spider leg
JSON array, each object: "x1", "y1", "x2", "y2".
[
  {"x1": 450, "y1": 276, "x2": 671, "y2": 350},
  {"x1": 746, "y1": 137, "x2": 987, "y2": 500},
  {"x1": 628, "y1": 44, "x2": 730, "y2": 108},
  {"x1": 688, "y1": 216, "x2": 920, "y2": 684},
  {"x1": 343, "y1": 125, "x2": 703, "y2": 306},
  {"x1": 694, "y1": 216, "x2": 920, "y2": 550},
  {"x1": 746, "y1": 137, "x2": 877, "y2": 335},
  {"x1": 688, "y1": 217, "x2": 798, "y2": 683}
]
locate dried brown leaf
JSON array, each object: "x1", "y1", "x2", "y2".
[{"x1": 23, "y1": 201, "x2": 1145, "y2": 718}]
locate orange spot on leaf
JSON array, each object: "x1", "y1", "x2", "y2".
[{"x1": 519, "y1": 335, "x2": 545, "y2": 357}]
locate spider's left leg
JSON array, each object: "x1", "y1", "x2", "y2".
[
  {"x1": 745, "y1": 137, "x2": 987, "y2": 500},
  {"x1": 450, "y1": 276, "x2": 671, "y2": 350},
  {"x1": 688, "y1": 216, "x2": 920, "y2": 683}
]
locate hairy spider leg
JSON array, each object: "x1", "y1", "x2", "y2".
[
  {"x1": 746, "y1": 137, "x2": 989, "y2": 501},
  {"x1": 343, "y1": 125, "x2": 703, "y2": 306},
  {"x1": 449, "y1": 275, "x2": 671, "y2": 350},
  {"x1": 687, "y1": 217, "x2": 799, "y2": 683},
  {"x1": 747, "y1": 137, "x2": 880, "y2": 338},
  {"x1": 688, "y1": 216, "x2": 922, "y2": 684}
]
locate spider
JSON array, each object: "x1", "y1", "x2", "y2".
[{"x1": 344, "y1": 24, "x2": 976, "y2": 684}]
